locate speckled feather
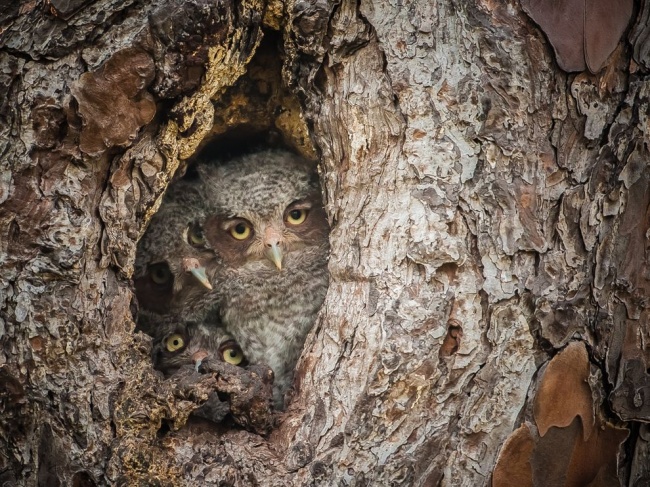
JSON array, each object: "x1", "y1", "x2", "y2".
[{"x1": 199, "y1": 149, "x2": 330, "y2": 407}]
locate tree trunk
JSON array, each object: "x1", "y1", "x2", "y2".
[{"x1": 1, "y1": 0, "x2": 649, "y2": 485}]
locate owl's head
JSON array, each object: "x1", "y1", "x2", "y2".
[
  {"x1": 198, "y1": 149, "x2": 330, "y2": 272},
  {"x1": 151, "y1": 320, "x2": 246, "y2": 375},
  {"x1": 134, "y1": 180, "x2": 218, "y2": 314}
]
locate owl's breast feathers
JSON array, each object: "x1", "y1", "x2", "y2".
[
  {"x1": 218, "y1": 243, "x2": 328, "y2": 407},
  {"x1": 219, "y1": 243, "x2": 329, "y2": 358}
]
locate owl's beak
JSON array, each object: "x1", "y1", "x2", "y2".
[
  {"x1": 192, "y1": 350, "x2": 209, "y2": 372},
  {"x1": 265, "y1": 244, "x2": 283, "y2": 271},
  {"x1": 182, "y1": 257, "x2": 213, "y2": 289},
  {"x1": 263, "y1": 227, "x2": 283, "y2": 270},
  {"x1": 190, "y1": 267, "x2": 212, "y2": 290}
]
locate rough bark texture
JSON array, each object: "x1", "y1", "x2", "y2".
[{"x1": 1, "y1": 0, "x2": 650, "y2": 485}]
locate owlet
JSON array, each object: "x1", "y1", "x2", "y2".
[
  {"x1": 151, "y1": 318, "x2": 246, "y2": 375},
  {"x1": 134, "y1": 177, "x2": 219, "y2": 330},
  {"x1": 199, "y1": 149, "x2": 330, "y2": 408}
]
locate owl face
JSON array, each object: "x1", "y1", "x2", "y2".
[
  {"x1": 199, "y1": 151, "x2": 330, "y2": 273},
  {"x1": 201, "y1": 193, "x2": 328, "y2": 272},
  {"x1": 152, "y1": 320, "x2": 247, "y2": 375},
  {"x1": 134, "y1": 181, "x2": 218, "y2": 315}
]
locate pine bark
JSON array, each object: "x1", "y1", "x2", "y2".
[{"x1": 1, "y1": 0, "x2": 649, "y2": 485}]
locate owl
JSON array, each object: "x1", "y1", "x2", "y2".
[
  {"x1": 134, "y1": 177, "x2": 220, "y2": 328},
  {"x1": 150, "y1": 317, "x2": 251, "y2": 425},
  {"x1": 198, "y1": 149, "x2": 330, "y2": 408},
  {"x1": 151, "y1": 318, "x2": 246, "y2": 375}
]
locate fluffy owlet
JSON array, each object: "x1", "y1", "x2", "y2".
[
  {"x1": 199, "y1": 149, "x2": 330, "y2": 407},
  {"x1": 134, "y1": 178, "x2": 219, "y2": 329},
  {"x1": 151, "y1": 318, "x2": 246, "y2": 375}
]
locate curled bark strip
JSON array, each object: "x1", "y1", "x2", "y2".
[
  {"x1": 630, "y1": 0, "x2": 650, "y2": 70},
  {"x1": 492, "y1": 424, "x2": 535, "y2": 487}
]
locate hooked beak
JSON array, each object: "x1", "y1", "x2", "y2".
[
  {"x1": 190, "y1": 267, "x2": 212, "y2": 290},
  {"x1": 263, "y1": 227, "x2": 283, "y2": 271},
  {"x1": 265, "y1": 243, "x2": 283, "y2": 271},
  {"x1": 182, "y1": 257, "x2": 213, "y2": 289}
]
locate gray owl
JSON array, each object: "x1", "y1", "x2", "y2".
[
  {"x1": 150, "y1": 318, "x2": 250, "y2": 425},
  {"x1": 134, "y1": 178, "x2": 219, "y2": 327},
  {"x1": 151, "y1": 318, "x2": 246, "y2": 375},
  {"x1": 199, "y1": 149, "x2": 330, "y2": 408}
]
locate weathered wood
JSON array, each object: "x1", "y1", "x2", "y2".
[{"x1": 1, "y1": 0, "x2": 649, "y2": 485}]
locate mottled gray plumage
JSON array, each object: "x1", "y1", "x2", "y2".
[
  {"x1": 134, "y1": 178, "x2": 220, "y2": 330},
  {"x1": 199, "y1": 149, "x2": 330, "y2": 407}
]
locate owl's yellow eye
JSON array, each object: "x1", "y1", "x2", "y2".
[
  {"x1": 187, "y1": 224, "x2": 206, "y2": 247},
  {"x1": 222, "y1": 346, "x2": 244, "y2": 365},
  {"x1": 165, "y1": 334, "x2": 185, "y2": 352},
  {"x1": 149, "y1": 263, "x2": 172, "y2": 286},
  {"x1": 286, "y1": 208, "x2": 307, "y2": 225},
  {"x1": 230, "y1": 222, "x2": 251, "y2": 240}
]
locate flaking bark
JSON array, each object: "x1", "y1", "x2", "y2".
[{"x1": 1, "y1": 0, "x2": 650, "y2": 485}]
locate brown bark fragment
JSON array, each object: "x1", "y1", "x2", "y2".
[
  {"x1": 496, "y1": 388, "x2": 628, "y2": 486},
  {"x1": 534, "y1": 341, "x2": 594, "y2": 439},
  {"x1": 564, "y1": 419, "x2": 628, "y2": 487},
  {"x1": 530, "y1": 418, "x2": 581, "y2": 486},
  {"x1": 521, "y1": 0, "x2": 633, "y2": 73},
  {"x1": 492, "y1": 424, "x2": 535, "y2": 487},
  {"x1": 71, "y1": 48, "x2": 156, "y2": 156},
  {"x1": 584, "y1": 0, "x2": 634, "y2": 73}
]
